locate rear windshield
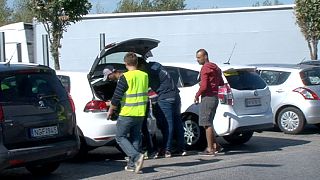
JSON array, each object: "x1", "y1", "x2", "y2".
[
  {"x1": 300, "y1": 67, "x2": 320, "y2": 86},
  {"x1": 224, "y1": 70, "x2": 267, "y2": 90},
  {"x1": 0, "y1": 72, "x2": 68, "y2": 103}
]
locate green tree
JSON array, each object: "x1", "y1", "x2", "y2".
[
  {"x1": 115, "y1": 0, "x2": 185, "y2": 13},
  {"x1": 29, "y1": 0, "x2": 92, "y2": 70},
  {"x1": 252, "y1": 0, "x2": 283, "y2": 7},
  {"x1": 295, "y1": 0, "x2": 320, "y2": 60},
  {"x1": 11, "y1": 0, "x2": 34, "y2": 23},
  {"x1": 0, "y1": 0, "x2": 12, "y2": 26}
]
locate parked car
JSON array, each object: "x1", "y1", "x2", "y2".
[
  {"x1": 56, "y1": 71, "x2": 117, "y2": 156},
  {"x1": 298, "y1": 60, "x2": 320, "y2": 66},
  {"x1": 0, "y1": 63, "x2": 79, "y2": 175},
  {"x1": 86, "y1": 38, "x2": 273, "y2": 149},
  {"x1": 254, "y1": 63, "x2": 320, "y2": 134}
]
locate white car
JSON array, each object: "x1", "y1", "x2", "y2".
[
  {"x1": 86, "y1": 38, "x2": 274, "y2": 149},
  {"x1": 56, "y1": 71, "x2": 117, "y2": 155},
  {"x1": 254, "y1": 64, "x2": 320, "y2": 134}
]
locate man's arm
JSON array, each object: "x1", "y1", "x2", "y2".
[
  {"x1": 195, "y1": 69, "x2": 208, "y2": 101},
  {"x1": 107, "y1": 75, "x2": 128, "y2": 119}
]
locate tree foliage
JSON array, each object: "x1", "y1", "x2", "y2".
[
  {"x1": 295, "y1": 0, "x2": 320, "y2": 60},
  {"x1": 252, "y1": 0, "x2": 283, "y2": 7},
  {"x1": 0, "y1": 0, "x2": 12, "y2": 26},
  {"x1": 28, "y1": 0, "x2": 92, "y2": 70},
  {"x1": 11, "y1": 0, "x2": 34, "y2": 23},
  {"x1": 115, "y1": 0, "x2": 185, "y2": 13}
]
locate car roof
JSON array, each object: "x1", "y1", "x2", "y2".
[
  {"x1": 250, "y1": 63, "x2": 318, "y2": 72},
  {"x1": 0, "y1": 62, "x2": 53, "y2": 72},
  {"x1": 162, "y1": 62, "x2": 257, "y2": 72}
]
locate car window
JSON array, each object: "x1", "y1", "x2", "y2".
[
  {"x1": 300, "y1": 67, "x2": 320, "y2": 86},
  {"x1": 57, "y1": 75, "x2": 71, "y2": 93},
  {"x1": 259, "y1": 70, "x2": 290, "y2": 86},
  {"x1": 224, "y1": 70, "x2": 266, "y2": 90},
  {"x1": 164, "y1": 66, "x2": 183, "y2": 88},
  {"x1": 0, "y1": 72, "x2": 68, "y2": 103},
  {"x1": 179, "y1": 68, "x2": 199, "y2": 87}
]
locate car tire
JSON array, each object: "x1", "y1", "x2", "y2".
[
  {"x1": 182, "y1": 115, "x2": 206, "y2": 150},
  {"x1": 222, "y1": 131, "x2": 254, "y2": 145},
  {"x1": 277, "y1": 107, "x2": 305, "y2": 134},
  {"x1": 26, "y1": 162, "x2": 60, "y2": 175}
]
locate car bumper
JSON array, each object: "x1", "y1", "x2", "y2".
[
  {"x1": 0, "y1": 139, "x2": 79, "y2": 170},
  {"x1": 77, "y1": 113, "x2": 117, "y2": 147},
  {"x1": 218, "y1": 110, "x2": 274, "y2": 135},
  {"x1": 300, "y1": 101, "x2": 320, "y2": 124}
]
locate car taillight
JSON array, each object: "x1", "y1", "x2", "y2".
[
  {"x1": 84, "y1": 100, "x2": 108, "y2": 112},
  {"x1": 293, "y1": 87, "x2": 320, "y2": 100},
  {"x1": 218, "y1": 83, "x2": 234, "y2": 105},
  {"x1": 0, "y1": 106, "x2": 4, "y2": 122},
  {"x1": 68, "y1": 94, "x2": 76, "y2": 113}
]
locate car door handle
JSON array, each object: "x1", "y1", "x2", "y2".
[{"x1": 275, "y1": 89, "x2": 284, "y2": 93}]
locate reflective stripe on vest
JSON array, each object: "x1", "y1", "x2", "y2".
[{"x1": 119, "y1": 70, "x2": 149, "y2": 116}]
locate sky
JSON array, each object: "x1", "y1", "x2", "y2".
[{"x1": 89, "y1": 0, "x2": 295, "y2": 13}]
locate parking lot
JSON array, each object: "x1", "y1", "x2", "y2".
[{"x1": 1, "y1": 126, "x2": 320, "y2": 180}]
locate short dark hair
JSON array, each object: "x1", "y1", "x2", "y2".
[
  {"x1": 124, "y1": 52, "x2": 138, "y2": 66},
  {"x1": 196, "y1": 49, "x2": 208, "y2": 57}
]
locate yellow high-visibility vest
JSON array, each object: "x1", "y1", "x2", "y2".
[{"x1": 119, "y1": 70, "x2": 149, "y2": 117}]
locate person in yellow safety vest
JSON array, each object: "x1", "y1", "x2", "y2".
[{"x1": 107, "y1": 52, "x2": 148, "y2": 173}]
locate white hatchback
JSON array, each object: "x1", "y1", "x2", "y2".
[
  {"x1": 56, "y1": 71, "x2": 117, "y2": 155},
  {"x1": 254, "y1": 64, "x2": 320, "y2": 134},
  {"x1": 162, "y1": 63, "x2": 274, "y2": 147}
]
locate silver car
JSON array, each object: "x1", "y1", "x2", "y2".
[{"x1": 255, "y1": 64, "x2": 320, "y2": 134}]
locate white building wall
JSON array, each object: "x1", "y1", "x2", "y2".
[
  {"x1": 0, "y1": 22, "x2": 33, "y2": 63},
  {"x1": 34, "y1": 5, "x2": 312, "y2": 71}
]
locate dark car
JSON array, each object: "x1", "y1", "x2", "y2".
[{"x1": 0, "y1": 63, "x2": 79, "y2": 175}]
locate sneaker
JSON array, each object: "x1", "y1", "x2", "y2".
[
  {"x1": 181, "y1": 151, "x2": 187, "y2": 156},
  {"x1": 164, "y1": 151, "x2": 171, "y2": 158},
  {"x1": 149, "y1": 151, "x2": 159, "y2": 159},
  {"x1": 134, "y1": 154, "x2": 144, "y2": 173},
  {"x1": 198, "y1": 150, "x2": 215, "y2": 156},
  {"x1": 215, "y1": 147, "x2": 224, "y2": 154},
  {"x1": 124, "y1": 166, "x2": 135, "y2": 172}
]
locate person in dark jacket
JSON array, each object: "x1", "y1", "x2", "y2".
[
  {"x1": 139, "y1": 58, "x2": 186, "y2": 158},
  {"x1": 194, "y1": 49, "x2": 224, "y2": 156}
]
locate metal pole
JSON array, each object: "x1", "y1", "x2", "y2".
[
  {"x1": 42, "y1": 34, "x2": 49, "y2": 66},
  {"x1": 17, "y1": 43, "x2": 22, "y2": 62},
  {"x1": 0, "y1": 32, "x2": 6, "y2": 62},
  {"x1": 100, "y1": 33, "x2": 106, "y2": 63}
]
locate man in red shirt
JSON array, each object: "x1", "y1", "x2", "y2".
[{"x1": 194, "y1": 49, "x2": 224, "y2": 156}]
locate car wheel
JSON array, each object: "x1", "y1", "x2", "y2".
[
  {"x1": 26, "y1": 162, "x2": 60, "y2": 175},
  {"x1": 223, "y1": 131, "x2": 254, "y2": 145},
  {"x1": 182, "y1": 115, "x2": 206, "y2": 150},
  {"x1": 315, "y1": 123, "x2": 320, "y2": 129},
  {"x1": 277, "y1": 107, "x2": 305, "y2": 134}
]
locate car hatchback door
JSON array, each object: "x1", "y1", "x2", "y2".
[
  {"x1": 0, "y1": 71, "x2": 75, "y2": 150},
  {"x1": 224, "y1": 68, "x2": 271, "y2": 116}
]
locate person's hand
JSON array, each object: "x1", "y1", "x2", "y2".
[
  {"x1": 107, "y1": 108, "x2": 114, "y2": 120},
  {"x1": 194, "y1": 97, "x2": 199, "y2": 104}
]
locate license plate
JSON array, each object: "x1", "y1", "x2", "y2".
[
  {"x1": 245, "y1": 98, "x2": 261, "y2": 107},
  {"x1": 30, "y1": 126, "x2": 58, "y2": 138}
]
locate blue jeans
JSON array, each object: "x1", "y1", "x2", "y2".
[
  {"x1": 156, "y1": 94, "x2": 185, "y2": 152},
  {"x1": 115, "y1": 116, "x2": 144, "y2": 167}
]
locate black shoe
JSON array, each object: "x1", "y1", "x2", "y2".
[{"x1": 164, "y1": 151, "x2": 171, "y2": 158}]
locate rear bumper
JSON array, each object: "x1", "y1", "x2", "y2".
[
  {"x1": 225, "y1": 110, "x2": 274, "y2": 135},
  {"x1": 77, "y1": 113, "x2": 117, "y2": 147},
  {"x1": 0, "y1": 138, "x2": 79, "y2": 170},
  {"x1": 300, "y1": 101, "x2": 320, "y2": 124}
]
